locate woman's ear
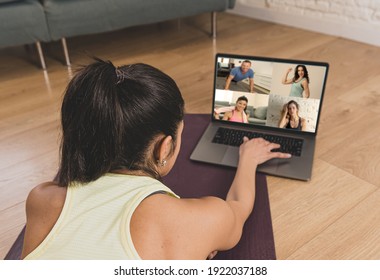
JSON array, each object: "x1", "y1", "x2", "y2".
[{"x1": 158, "y1": 135, "x2": 173, "y2": 163}]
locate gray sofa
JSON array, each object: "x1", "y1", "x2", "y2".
[
  {"x1": 0, "y1": 0, "x2": 50, "y2": 68},
  {"x1": 0, "y1": 0, "x2": 235, "y2": 69},
  {"x1": 247, "y1": 105, "x2": 267, "y2": 125}
]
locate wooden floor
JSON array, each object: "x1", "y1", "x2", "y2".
[{"x1": 1, "y1": 13, "x2": 379, "y2": 260}]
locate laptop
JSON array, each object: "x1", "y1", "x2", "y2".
[{"x1": 190, "y1": 53, "x2": 329, "y2": 181}]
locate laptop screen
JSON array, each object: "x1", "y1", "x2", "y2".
[{"x1": 213, "y1": 54, "x2": 329, "y2": 134}]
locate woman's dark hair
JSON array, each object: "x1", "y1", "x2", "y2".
[
  {"x1": 293, "y1": 65, "x2": 310, "y2": 83},
  {"x1": 236, "y1": 95, "x2": 248, "y2": 112},
  {"x1": 56, "y1": 58, "x2": 184, "y2": 186},
  {"x1": 287, "y1": 100, "x2": 300, "y2": 112}
]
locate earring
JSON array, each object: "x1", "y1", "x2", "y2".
[{"x1": 157, "y1": 159, "x2": 167, "y2": 167}]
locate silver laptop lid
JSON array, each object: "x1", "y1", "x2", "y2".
[{"x1": 212, "y1": 53, "x2": 329, "y2": 135}]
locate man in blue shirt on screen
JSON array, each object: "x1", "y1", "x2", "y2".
[{"x1": 224, "y1": 60, "x2": 254, "y2": 93}]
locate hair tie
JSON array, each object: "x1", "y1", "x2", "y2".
[{"x1": 115, "y1": 67, "x2": 124, "y2": 84}]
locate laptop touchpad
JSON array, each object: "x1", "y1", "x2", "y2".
[
  {"x1": 221, "y1": 146, "x2": 239, "y2": 166},
  {"x1": 220, "y1": 146, "x2": 282, "y2": 171}
]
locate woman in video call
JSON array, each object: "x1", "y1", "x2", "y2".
[
  {"x1": 278, "y1": 100, "x2": 306, "y2": 131},
  {"x1": 21, "y1": 59, "x2": 291, "y2": 260},
  {"x1": 222, "y1": 95, "x2": 250, "y2": 123},
  {"x1": 282, "y1": 65, "x2": 310, "y2": 98}
]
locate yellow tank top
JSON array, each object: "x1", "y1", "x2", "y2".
[{"x1": 24, "y1": 173, "x2": 178, "y2": 259}]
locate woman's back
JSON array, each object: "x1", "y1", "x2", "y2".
[{"x1": 23, "y1": 174, "x2": 177, "y2": 259}]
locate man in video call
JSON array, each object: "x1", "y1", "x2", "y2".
[{"x1": 224, "y1": 60, "x2": 254, "y2": 93}]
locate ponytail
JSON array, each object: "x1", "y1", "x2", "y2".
[{"x1": 57, "y1": 59, "x2": 184, "y2": 186}]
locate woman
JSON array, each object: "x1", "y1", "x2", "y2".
[
  {"x1": 282, "y1": 65, "x2": 310, "y2": 98},
  {"x1": 21, "y1": 59, "x2": 290, "y2": 260},
  {"x1": 222, "y1": 96, "x2": 249, "y2": 123},
  {"x1": 278, "y1": 100, "x2": 307, "y2": 131}
]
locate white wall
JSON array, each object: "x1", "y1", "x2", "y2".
[{"x1": 230, "y1": 0, "x2": 380, "y2": 47}]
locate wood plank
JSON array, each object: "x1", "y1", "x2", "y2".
[
  {"x1": 340, "y1": 74, "x2": 380, "y2": 115},
  {"x1": 0, "y1": 150, "x2": 58, "y2": 212},
  {"x1": 320, "y1": 121, "x2": 380, "y2": 186},
  {"x1": 319, "y1": 75, "x2": 380, "y2": 185},
  {"x1": 267, "y1": 159, "x2": 377, "y2": 259},
  {"x1": 0, "y1": 204, "x2": 25, "y2": 260},
  {"x1": 287, "y1": 189, "x2": 380, "y2": 259}
]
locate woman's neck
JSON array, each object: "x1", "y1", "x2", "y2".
[{"x1": 111, "y1": 168, "x2": 152, "y2": 177}]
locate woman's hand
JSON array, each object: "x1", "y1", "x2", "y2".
[
  {"x1": 239, "y1": 137, "x2": 291, "y2": 167},
  {"x1": 281, "y1": 103, "x2": 289, "y2": 117},
  {"x1": 282, "y1": 68, "x2": 293, "y2": 84}
]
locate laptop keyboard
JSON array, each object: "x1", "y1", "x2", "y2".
[{"x1": 212, "y1": 127, "x2": 304, "y2": 157}]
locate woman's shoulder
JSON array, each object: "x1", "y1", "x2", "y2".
[
  {"x1": 224, "y1": 110, "x2": 233, "y2": 117},
  {"x1": 26, "y1": 182, "x2": 67, "y2": 212},
  {"x1": 131, "y1": 194, "x2": 236, "y2": 259},
  {"x1": 28, "y1": 181, "x2": 64, "y2": 196},
  {"x1": 22, "y1": 182, "x2": 67, "y2": 259}
]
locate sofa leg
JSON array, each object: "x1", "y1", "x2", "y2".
[
  {"x1": 35, "y1": 42, "x2": 47, "y2": 70},
  {"x1": 61, "y1": 38, "x2": 71, "y2": 66},
  {"x1": 211, "y1": 12, "x2": 217, "y2": 38}
]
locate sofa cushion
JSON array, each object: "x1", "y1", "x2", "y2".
[
  {"x1": 253, "y1": 106, "x2": 267, "y2": 120},
  {"x1": 0, "y1": 0, "x2": 51, "y2": 48},
  {"x1": 42, "y1": 0, "x2": 234, "y2": 40},
  {"x1": 246, "y1": 106, "x2": 254, "y2": 117}
]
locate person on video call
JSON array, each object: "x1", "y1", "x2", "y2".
[
  {"x1": 278, "y1": 100, "x2": 306, "y2": 131},
  {"x1": 21, "y1": 59, "x2": 291, "y2": 260},
  {"x1": 282, "y1": 65, "x2": 310, "y2": 98},
  {"x1": 222, "y1": 96, "x2": 250, "y2": 123},
  {"x1": 224, "y1": 60, "x2": 254, "y2": 93}
]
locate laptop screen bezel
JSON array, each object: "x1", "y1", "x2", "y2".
[{"x1": 211, "y1": 53, "x2": 329, "y2": 136}]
